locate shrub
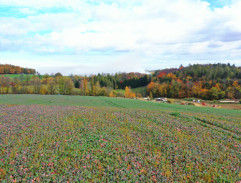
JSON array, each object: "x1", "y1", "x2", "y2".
[
  {"x1": 167, "y1": 99, "x2": 175, "y2": 104},
  {"x1": 188, "y1": 103, "x2": 195, "y2": 106},
  {"x1": 136, "y1": 93, "x2": 142, "y2": 98},
  {"x1": 116, "y1": 92, "x2": 125, "y2": 98},
  {"x1": 180, "y1": 102, "x2": 186, "y2": 105}
]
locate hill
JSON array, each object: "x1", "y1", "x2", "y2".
[
  {"x1": 0, "y1": 63, "x2": 240, "y2": 100},
  {"x1": 0, "y1": 64, "x2": 36, "y2": 74},
  {"x1": 149, "y1": 63, "x2": 241, "y2": 100}
]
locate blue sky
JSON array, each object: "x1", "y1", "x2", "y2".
[{"x1": 0, "y1": 0, "x2": 241, "y2": 75}]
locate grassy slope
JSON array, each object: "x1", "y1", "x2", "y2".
[
  {"x1": 0, "y1": 74, "x2": 35, "y2": 78},
  {"x1": 1, "y1": 94, "x2": 240, "y2": 135},
  {"x1": 115, "y1": 86, "x2": 147, "y2": 96},
  {"x1": 0, "y1": 94, "x2": 240, "y2": 116}
]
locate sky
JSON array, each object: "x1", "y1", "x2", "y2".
[{"x1": 0, "y1": 0, "x2": 241, "y2": 75}]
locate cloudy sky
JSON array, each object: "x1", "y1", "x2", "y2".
[{"x1": 0, "y1": 0, "x2": 241, "y2": 75}]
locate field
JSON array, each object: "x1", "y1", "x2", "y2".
[
  {"x1": 0, "y1": 95, "x2": 240, "y2": 182},
  {"x1": 0, "y1": 74, "x2": 35, "y2": 79}
]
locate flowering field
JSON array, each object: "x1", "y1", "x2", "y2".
[{"x1": 0, "y1": 95, "x2": 240, "y2": 182}]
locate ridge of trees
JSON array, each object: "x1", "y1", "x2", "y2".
[
  {"x1": 148, "y1": 63, "x2": 241, "y2": 100},
  {"x1": 0, "y1": 63, "x2": 241, "y2": 100},
  {"x1": 0, "y1": 64, "x2": 36, "y2": 74}
]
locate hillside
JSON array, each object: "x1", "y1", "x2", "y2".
[
  {"x1": 148, "y1": 63, "x2": 241, "y2": 100},
  {"x1": 0, "y1": 63, "x2": 240, "y2": 100},
  {"x1": 0, "y1": 64, "x2": 36, "y2": 74}
]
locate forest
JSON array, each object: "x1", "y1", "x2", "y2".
[
  {"x1": 0, "y1": 63, "x2": 240, "y2": 100},
  {"x1": 149, "y1": 64, "x2": 241, "y2": 100},
  {"x1": 0, "y1": 64, "x2": 36, "y2": 74}
]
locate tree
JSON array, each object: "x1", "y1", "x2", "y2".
[
  {"x1": 47, "y1": 77, "x2": 57, "y2": 95},
  {"x1": 31, "y1": 76, "x2": 41, "y2": 94},
  {"x1": 58, "y1": 77, "x2": 74, "y2": 95},
  {"x1": 158, "y1": 83, "x2": 168, "y2": 97},
  {"x1": 157, "y1": 72, "x2": 167, "y2": 78},
  {"x1": 149, "y1": 92, "x2": 153, "y2": 99},
  {"x1": 109, "y1": 91, "x2": 115, "y2": 97},
  {"x1": 55, "y1": 72, "x2": 63, "y2": 77},
  {"x1": 0, "y1": 76, "x2": 11, "y2": 93},
  {"x1": 40, "y1": 85, "x2": 48, "y2": 95},
  {"x1": 91, "y1": 76, "x2": 96, "y2": 96},
  {"x1": 83, "y1": 77, "x2": 88, "y2": 96},
  {"x1": 125, "y1": 86, "x2": 130, "y2": 98}
]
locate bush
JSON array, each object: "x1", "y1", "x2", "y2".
[
  {"x1": 188, "y1": 103, "x2": 195, "y2": 106},
  {"x1": 72, "y1": 88, "x2": 81, "y2": 95},
  {"x1": 167, "y1": 99, "x2": 175, "y2": 104},
  {"x1": 116, "y1": 92, "x2": 125, "y2": 98},
  {"x1": 136, "y1": 93, "x2": 142, "y2": 98},
  {"x1": 180, "y1": 102, "x2": 186, "y2": 105},
  {"x1": 239, "y1": 99, "x2": 241, "y2": 104},
  {"x1": 183, "y1": 98, "x2": 194, "y2": 101}
]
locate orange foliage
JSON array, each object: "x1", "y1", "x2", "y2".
[
  {"x1": 157, "y1": 72, "x2": 167, "y2": 78},
  {"x1": 147, "y1": 82, "x2": 155, "y2": 93},
  {"x1": 125, "y1": 86, "x2": 136, "y2": 98},
  {"x1": 166, "y1": 73, "x2": 177, "y2": 80}
]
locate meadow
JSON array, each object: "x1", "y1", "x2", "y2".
[
  {"x1": 0, "y1": 94, "x2": 240, "y2": 182},
  {"x1": 0, "y1": 74, "x2": 35, "y2": 79},
  {"x1": 115, "y1": 86, "x2": 147, "y2": 97}
]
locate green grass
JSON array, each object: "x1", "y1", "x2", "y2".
[
  {"x1": 115, "y1": 86, "x2": 147, "y2": 96},
  {"x1": 132, "y1": 86, "x2": 147, "y2": 96},
  {"x1": 0, "y1": 74, "x2": 35, "y2": 78},
  {"x1": 0, "y1": 94, "x2": 240, "y2": 116},
  {"x1": 114, "y1": 89, "x2": 125, "y2": 94}
]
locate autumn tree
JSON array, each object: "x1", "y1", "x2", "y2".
[
  {"x1": 91, "y1": 76, "x2": 96, "y2": 96},
  {"x1": 47, "y1": 77, "x2": 57, "y2": 95},
  {"x1": 83, "y1": 77, "x2": 89, "y2": 96},
  {"x1": 31, "y1": 76, "x2": 41, "y2": 94},
  {"x1": 125, "y1": 86, "x2": 130, "y2": 98},
  {"x1": 58, "y1": 77, "x2": 74, "y2": 95}
]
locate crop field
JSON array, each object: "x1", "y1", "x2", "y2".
[{"x1": 0, "y1": 95, "x2": 240, "y2": 182}]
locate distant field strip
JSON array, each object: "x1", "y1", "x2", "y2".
[{"x1": 0, "y1": 94, "x2": 241, "y2": 116}]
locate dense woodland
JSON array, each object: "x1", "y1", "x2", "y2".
[
  {"x1": 148, "y1": 64, "x2": 241, "y2": 100},
  {"x1": 0, "y1": 64, "x2": 36, "y2": 74},
  {"x1": 0, "y1": 63, "x2": 241, "y2": 100}
]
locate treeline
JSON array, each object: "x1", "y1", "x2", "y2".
[
  {"x1": 1, "y1": 63, "x2": 241, "y2": 100},
  {"x1": 148, "y1": 63, "x2": 241, "y2": 100},
  {"x1": 91, "y1": 73, "x2": 150, "y2": 89},
  {"x1": 0, "y1": 64, "x2": 36, "y2": 74},
  {"x1": 0, "y1": 73, "x2": 141, "y2": 98}
]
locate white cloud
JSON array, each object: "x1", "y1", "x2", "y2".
[{"x1": 0, "y1": 0, "x2": 241, "y2": 74}]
